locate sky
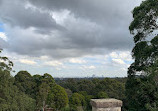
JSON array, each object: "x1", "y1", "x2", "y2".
[{"x1": 0, "y1": 0, "x2": 143, "y2": 77}]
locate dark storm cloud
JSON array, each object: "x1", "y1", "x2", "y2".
[
  {"x1": 0, "y1": 0, "x2": 63, "y2": 33},
  {"x1": 0, "y1": 0, "x2": 143, "y2": 59},
  {"x1": 27, "y1": 0, "x2": 134, "y2": 23}
]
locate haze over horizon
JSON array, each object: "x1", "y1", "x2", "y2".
[{"x1": 0, "y1": 0, "x2": 143, "y2": 77}]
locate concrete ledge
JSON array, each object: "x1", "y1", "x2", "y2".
[
  {"x1": 92, "y1": 107, "x2": 121, "y2": 111},
  {"x1": 91, "y1": 99, "x2": 122, "y2": 108}
]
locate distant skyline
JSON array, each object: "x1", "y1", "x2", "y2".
[{"x1": 0, "y1": 0, "x2": 143, "y2": 77}]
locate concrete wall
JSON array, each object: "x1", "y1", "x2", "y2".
[
  {"x1": 92, "y1": 107, "x2": 121, "y2": 111},
  {"x1": 91, "y1": 99, "x2": 122, "y2": 111}
]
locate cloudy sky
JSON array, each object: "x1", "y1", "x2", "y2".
[{"x1": 0, "y1": 0, "x2": 143, "y2": 77}]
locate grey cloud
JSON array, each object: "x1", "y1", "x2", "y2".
[
  {"x1": 0, "y1": 0, "x2": 143, "y2": 59},
  {"x1": 0, "y1": 0, "x2": 63, "y2": 33},
  {"x1": 0, "y1": 38, "x2": 7, "y2": 49},
  {"x1": 27, "y1": 0, "x2": 142, "y2": 25}
]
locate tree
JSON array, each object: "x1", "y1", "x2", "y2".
[
  {"x1": 77, "y1": 80, "x2": 95, "y2": 95},
  {"x1": 34, "y1": 73, "x2": 56, "y2": 110},
  {"x1": 69, "y1": 93, "x2": 86, "y2": 111},
  {"x1": 65, "y1": 88, "x2": 72, "y2": 98},
  {"x1": 47, "y1": 84, "x2": 68, "y2": 110},
  {"x1": 36, "y1": 82, "x2": 50, "y2": 110},
  {"x1": 97, "y1": 91, "x2": 108, "y2": 99},
  {"x1": 0, "y1": 49, "x2": 36, "y2": 111},
  {"x1": 0, "y1": 49, "x2": 13, "y2": 72},
  {"x1": 126, "y1": 0, "x2": 158, "y2": 110},
  {"x1": 78, "y1": 91, "x2": 94, "y2": 111},
  {"x1": 22, "y1": 73, "x2": 56, "y2": 110},
  {"x1": 62, "y1": 78, "x2": 78, "y2": 93},
  {"x1": 41, "y1": 73, "x2": 55, "y2": 87},
  {"x1": 95, "y1": 78, "x2": 125, "y2": 99},
  {"x1": 128, "y1": 0, "x2": 158, "y2": 75},
  {"x1": 14, "y1": 71, "x2": 36, "y2": 98}
]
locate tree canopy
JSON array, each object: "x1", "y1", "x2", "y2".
[
  {"x1": 0, "y1": 50, "x2": 36, "y2": 111},
  {"x1": 126, "y1": 0, "x2": 158, "y2": 110},
  {"x1": 128, "y1": 0, "x2": 158, "y2": 76},
  {"x1": 47, "y1": 84, "x2": 68, "y2": 110}
]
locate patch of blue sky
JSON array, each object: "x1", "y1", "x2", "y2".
[
  {"x1": 84, "y1": 57, "x2": 108, "y2": 65},
  {"x1": 84, "y1": 57, "x2": 100, "y2": 61},
  {"x1": 87, "y1": 62, "x2": 102, "y2": 66},
  {"x1": 64, "y1": 62, "x2": 82, "y2": 66},
  {"x1": 124, "y1": 60, "x2": 133, "y2": 64},
  {"x1": 0, "y1": 23, "x2": 4, "y2": 32}
]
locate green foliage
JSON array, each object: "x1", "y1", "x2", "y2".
[
  {"x1": 62, "y1": 78, "x2": 78, "y2": 93},
  {"x1": 77, "y1": 80, "x2": 95, "y2": 95},
  {"x1": 69, "y1": 93, "x2": 86, "y2": 110},
  {"x1": 126, "y1": 0, "x2": 158, "y2": 110},
  {"x1": 126, "y1": 74, "x2": 158, "y2": 111},
  {"x1": 0, "y1": 49, "x2": 13, "y2": 72},
  {"x1": 47, "y1": 84, "x2": 68, "y2": 110},
  {"x1": 128, "y1": 0, "x2": 158, "y2": 75},
  {"x1": 78, "y1": 91, "x2": 93, "y2": 111},
  {"x1": 41, "y1": 73, "x2": 55, "y2": 87},
  {"x1": 58, "y1": 78, "x2": 125, "y2": 100},
  {"x1": 34, "y1": 73, "x2": 56, "y2": 110},
  {"x1": 14, "y1": 71, "x2": 36, "y2": 98},
  {"x1": 58, "y1": 78, "x2": 126, "y2": 110},
  {"x1": 95, "y1": 78, "x2": 125, "y2": 99},
  {"x1": 61, "y1": 104, "x2": 71, "y2": 111},
  {"x1": 65, "y1": 88, "x2": 72, "y2": 98},
  {"x1": 36, "y1": 82, "x2": 50, "y2": 109},
  {"x1": 129, "y1": 0, "x2": 158, "y2": 37},
  {"x1": 97, "y1": 91, "x2": 108, "y2": 99},
  {"x1": 14, "y1": 72, "x2": 57, "y2": 110},
  {"x1": 0, "y1": 50, "x2": 36, "y2": 111}
]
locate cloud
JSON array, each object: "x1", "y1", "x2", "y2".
[
  {"x1": 119, "y1": 52, "x2": 132, "y2": 62},
  {"x1": 0, "y1": 38, "x2": 7, "y2": 49},
  {"x1": 110, "y1": 52, "x2": 118, "y2": 58},
  {"x1": 0, "y1": 32, "x2": 8, "y2": 49},
  {"x1": 0, "y1": 32, "x2": 7, "y2": 41},
  {"x1": 19, "y1": 59, "x2": 36, "y2": 65},
  {"x1": 112, "y1": 58, "x2": 125, "y2": 65},
  {"x1": 102, "y1": 51, "x2": 133, "y2": 71},
  {"x1": 0, "y1": 0, "x2": 143, "y2": 77},
  {"x1": 0, "y1": 0, "x2": 63, "y2": 34},
  {"x1": 0, "y1": 0, "x2": 143, "y2": 59},
  {"x1": 69, "y1": 58, "x2": 86, "y2": 64},
  {"x1": 110, "y1": 51, "x2": 132, "y2": 62},
  {"x1": 80, "y1": 65, "x2": 96, "y2": 69},
  {"x1": 27, "y1": 0, "x2": 142, "y2": 23},
  {"x1": 44, "y1": 60, "x2": 63, "y2": 67}
]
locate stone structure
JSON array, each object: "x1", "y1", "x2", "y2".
[{"x1": 90, "y1": 98, "x2": 122, "y2": 111}]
